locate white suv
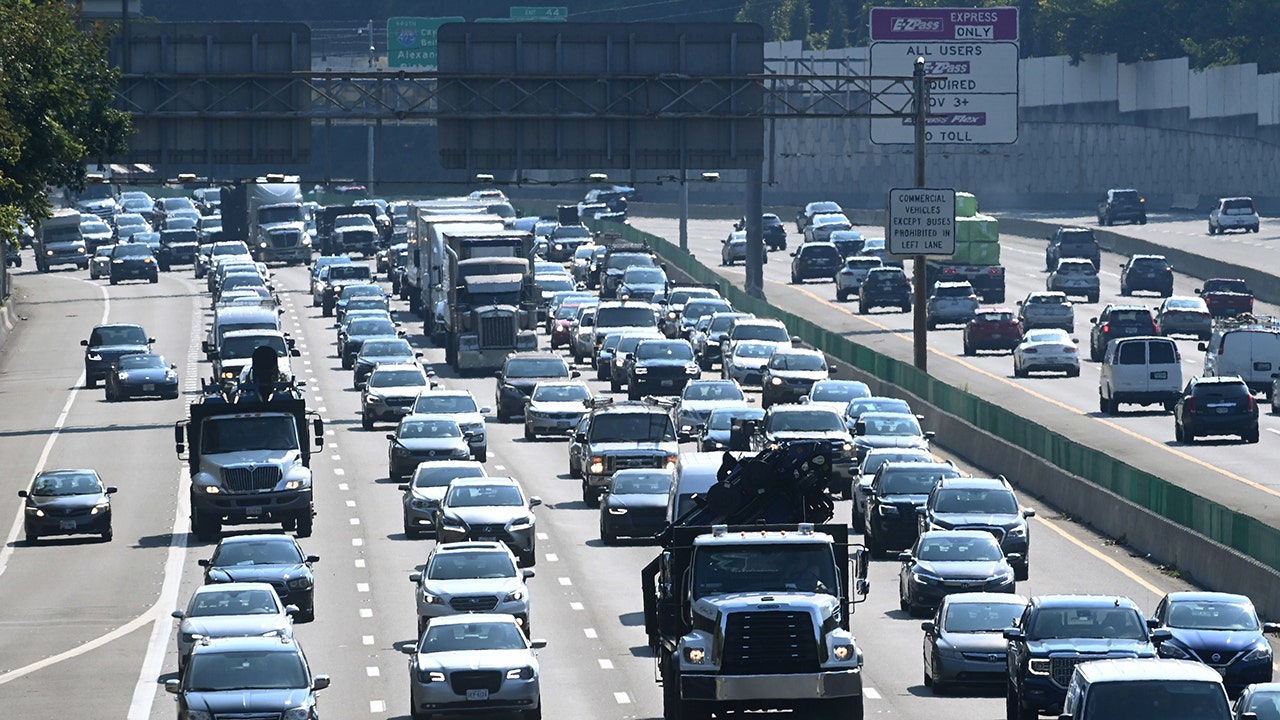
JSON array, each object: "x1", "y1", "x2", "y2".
[
  {"x1": 407, "y1": 541, "x2": 534, "y2": 637},
  {"x1": 1209, "y1": 197, "x2": 1260, "y2": 235}
]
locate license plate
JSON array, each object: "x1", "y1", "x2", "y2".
[
  {"x1": 556, "y1": 420, "x2": 572, "y2": 428},
  {"x1": 1255, "y1": 362, "x2": 1272, "y2": 371},
  {"x1": 477, "y1": 535, "x2": 497, "y2": 541},
  {"x1": 466, "y1": 689, "x2": 489, "y2": 701},
  {"x1": 143, "y1": 384, "x2": 155, "y2": 391},
  {"x1": 990, "y1": 333, "x2": 1003, "y2": 339},
  {"x1": 660, "y1": 379, "x2": 674, "y2": 386},
  {"x1": 1150, "y1": 371, "x2": 1168, "y2": 380},
  {"x1": 1217, "y1": 407, "x2": 1230, "y2": 414},
  {"x1": 59, "y1": 520, "x2": 77, "y2": 530},
  {"x1": 245, "y1": 506, "x2": 263, "y2": 516}
]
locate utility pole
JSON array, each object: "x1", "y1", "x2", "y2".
[{"x1": 912, "y1": 56, "x2": 929, "y2": 372}]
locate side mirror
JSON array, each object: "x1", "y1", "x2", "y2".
[
  {"x1": 105, "y1": 486, "x2": 118, "y2": 494},
  {"x1": 921, "y1": 621, "x2": 935, "y2": 632},
  {"x1": 400, "y1": 645, "x2": 417, "y2": 655},
  {"x1": 312, "y1": 675, "x2": 331, "y2": 691},
  {"x1": 386, "y1": 433, "x2": 396, "y2": 441},
  {"x1": 791, "y1": 335, "x2": 802, "y2": 344},
  {"x1": 1146, "y1": 617, "x2": 1161, "y2": 629},
  {"x1": 759, "y1": 364, "x2": 768, "y2": 373},
  {"x1": 570, "y1": 370, "x2": 581, "y2": 379},
  {"x1": 290, "y1": 348, "x2": 301, "y2": 357},
  {"x1": 1022, "y1": 508, "x2": 1037, "y2": 518},
  {"x1": 164, "y1": 679, "x2": 180, "y2": 694},
  {"x1": 480, "y1": 406, "x2": 492, "y2": 415},
  {"x1": 171, "y1": 610, "x2": 185, "y2": 619},
  {"x1": 17, "y1": 490, "x2": 27, "y2": 498},
  {"x1": 574, "y1": 432, "x2": 587, "y2": 442},
  {"x1": 81, "y1": 339, "x2": 90, "y2": 347},
  {"x1": 1262, "y1": 622, "x2": 1280, "y2": 634},
  {"x1": 924, "y1": 431, "x2": 936, "y2": 440},
  {"x1": 495, "y1": 371, "x2": 503, "y2": 379},
  {"x1": 409, "y1": 572, "x2": 422, "y2": 583},
  {"x1": 1149, "y1": 628, "x2": 1173, "y2": 644},
  {"x1": 1197, "y1": 342, "x2": 1207, "y2": 351},
  {"x1": 852, "y1": 547, "x2": 869, "y2": 580},
  {"x1": 530, "y1": 639, "x2": 548, "y2": 649},
  {"x1": 529, "y1": 496, "x2": 543, "y2": 508},
  {"x1": 1003, "y1": 627, "x2": 1024, "y2": 641},
  {"x1": 306, "y1": 554, "x2": 320, "y2": 564},
  {"x1": 285, "y1": 604, "x2": 300, "y2": 615},
  {"x1": 398, "y1": 484, "x2": 410, "y2": 492},
  {"x1": 898, "y1": 552, "x2": 913, "y2": 562},
  {"x1": 1194, "y1": 288, "x2": 1202, "y2": 294},
  {"x1": 197, "y1": 559, "x2": 210, "y2": 567},
  {"x1": 148, "y1": 337, "x2": 157, "y2": 344}
]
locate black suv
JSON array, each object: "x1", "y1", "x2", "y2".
[
  {"x1": 1045, "y1": 228, "x2": 1101, "y2": 271},
  {"x1": 108, "y1": 243, "x2": 160, "y2": 285},
  {"x1": 1097, "y1": 188, "x2": 1147, "y2": 226},
  {"x1": 1174, "y1": 375, "x2": 1259, "y2": 444},
  {"x1": 165, "y1": 636, "x2": 330, "y2": 718},
  {"x1": 494, "y1": 352, "x2": 576, "y2": 422},
  {"x1": 1119, "y1": 254, "x2": 1174, "y2": 297},
  {"x1": 1088, "y1": 304, "x2": 1156, "y2": 361},
  {"x1": 862, "y1": 461, "x2": 961, "y2": 557},
  {"x1": 789, "y1": 242, "x2": 843, "y2": 283},
  {"x1": 81, "y1": 322, "x2": 155, "y2": 388},
  {"x1": 1004, "y1": 595, "x2": 1167, "y2": 720},
  {"x1": 918, "y1": 476, "x2": 1033, "y2": 580},
  {"x1": 626, "y1": 338, "x2": 699, "y2": 399},
  {"x1": 859, "y1": 266, "x2": 913, "y2": 314}
]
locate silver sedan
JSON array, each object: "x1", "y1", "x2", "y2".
[{"x1": 402, "y1": 614, "x2": 545, "y2": 719}]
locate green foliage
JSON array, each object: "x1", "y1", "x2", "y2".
[{"x1": 0, "y1": 0, "x2": 132, "y2": 231}]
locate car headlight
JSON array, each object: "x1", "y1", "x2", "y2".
[
  {"x1": 1007, "y1": 525, "x2": 1027, "y2": 538},
  {"x1": 87, "y1": 352, "x2": 102, "y2": 361},
  {"x1": 287, "y1": 576, "x2": 312, "y2": 590},
  {"x1": 1243, "y1": 645, "x2": 1273, "y2": 663},
  {"x1": 912, "y1": 572, "x2": 941, "y2": 586},
  {"x1": 202, "y1": 485, "x2": 221, "y2": 494},
  {"x1": 27, "y1": 507, "x2": 45, "y2": 517},
  {"x1": 685, "y1": 364, "x2": 699, "y2": 374},
  {"x1": 417, "y1": 669, "x2": 446, "y2": 683},
  {"x1": 614, "y1": 358, "x2": 625, "y2": 367},
  {"x1": 281, "y1": 703, "x2": 314, "y2": 720},
  {"x1": 877, "y1": 504, "x2": 899, "y2": 516},
  {"x1": 180, "y1": 632, "x2": 198, "y2": 644},
  {"x1": 666, "y1": 455, "x2": 678, "y2": 469},
  {"x1": 770, "y1": 377, "x2": 783, "y2": 385},
  {"x1": 422, "y1": 592, "x2": 445, "y2": 605},
  {"x1": 507, "y1": 666, "x2": 536, "y2": 680},
  {"x1": 117, "y1": 371, "x2": 129, "y2": 380},
  {"x1": 90, "y1": 502, "x2": 110, "y2": 515},
  {"x1": 440, "y1": 518, "x2": 466, "y2": 532},
  {"x1": 589, "y1": 459, "x2": 605, "y2": 475},
  {"x1": 634, "y1": 367, "x2": 648, "y2": 375},
  {"x1": 503, "y1": 589, "x2": 526, "y2": 603},
  {"x1": 508, "y1": 516, "x2": 533, "y2": 530},
  {"x1": 841, "y1": 442, "x2": 853, "y2": 453},
  {"x1": 410, "y1": 498, "x2": 434, "y2": 510},
  {"x1": 608, "y1": 507, "x2": 629, "y2": 515}
]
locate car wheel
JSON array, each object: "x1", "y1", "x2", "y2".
[
  {"x1": 865, "y1": 529, "x2": 882, "y2": 559},
  {"x1": 836, "y1": 289, "x2": 847, "y2": 302},
  {"x1": 25, "y1": 530, "x2": 38, "y2": 545},
  {"x1": 1175, "y1": 423, "x2": 1185, "y2": 443},
  {"x1": 569, "y1": 459, "x2": 580, "y2": 479},
  {"x1": 962, "y1": 339, "x2": 974, "y2": 356},
  {"x1": 858, "y1": 302, "x2": 868, "y2": 315},
  {"x1": 524, "y1": 424, "x2": 535, "y2": 442},
  {"x1": 1245, "y1": 427, "x2": 1260, "y2": 443},
  {"x1": 851, "y1": 506, "x2": 865, "y2": 533},
  {"x1": 1184, "y1": 425, "x2": 1196, "y2": 443},
  {"x1": 790, "y1": 272, "x2": 799, "y2": 284},
  {"x1": 523, "y1": 703, "x2": 542, "y2": 720},
  {"x1": 628, "y1": 386, "x2": 640, "y2": 401},
  {"x1": 899, "y1": 592, "x2": 910, "y2": 613},
  {"x1": 405, "y1": 520, "x2": 421, "y2": 539},
  {"x1": 1163, "y1": 400, "x2": 1177, "y2": 413},
  {"x1": 1087, "y1": 293, "x2": 1099, "y2": 303},
  {"x1": 1208, "y1": 223, "x2": 1216, "y2": 236},
  {"x1": 1139, "y1": 217, "x2": 1147, "y2": 225},
  {"x1": 582, "y1": 482, "x2": 600, "y2": 508},
  {"x1": 1013, "y1": 362, "x2": 1026, "y2": 378},
  {"x1": 109, "y1": 275, "x2": 118, "y2": 285},
  {"x1": 101, "y1": 524, "x2": 113, "y2": 542},
  {"x1": 1006, "y1": 682, "x2": 1022, "y2": 720},
  {"x1": 926, "y1": 319, "x2": 936, "y2": 331},
  {"x1": 497, "y1": 407, "x2": 510, "y2": 423},
  {"x1": 1067, "y1": 366, "x2": 1080, "y2": 378},
  {"x1": 149, "y1": 274, "x2": 158, "y2": 284},
  {"x1": 295, "y1": 511, "x2": 313, "y2": 538},
  {"x1": 600, "y1": 519, "x2": 618, "y2": 545},
  {"x1": 362, "y1": 412, "x2": 374, "y2": 431}
]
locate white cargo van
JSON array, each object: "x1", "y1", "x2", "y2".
[
  {"x1": 1098, "y1": 336, "x2": 1182, "y2": 414},
  {"x1": 1200, "y1": 317, "x2": 1280, "y2": 396}
]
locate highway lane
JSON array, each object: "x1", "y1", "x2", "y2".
[
  {"x1": 0, "y1": 250, "x2": 1263, "y2": 720},
  {"x1": 630, "y1": 213, "x2": 1280, "y2": 526}
]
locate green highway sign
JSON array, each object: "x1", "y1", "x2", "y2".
[
  {"x1": 387, "y1": 16, "x2": 463, "y2": 69},
  {"x1": 509, "y1": 6, "x2": 569, "y2": 20}
]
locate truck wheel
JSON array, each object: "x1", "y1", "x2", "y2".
[
  {"x1": 582, "y1": 482, "x2": 600, "y2": 508},
  {"x1": 662, "y1": 658, "x2": 710, "y2": 720},
  {"x1": 193, "y1": 510, "x2": 221, "y2": 542},
  {"x1": 825, "y1": 693, "x2": 864, "y2": 720},
  {"x1": 295, "y1": 510, "x2": 314, "y2": 538}
]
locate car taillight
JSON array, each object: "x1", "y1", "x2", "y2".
[
  {"x1": 1185, "y1": 397, "x2": 1196, "y2": 412},
  {"x1": 1064, "y1": 346, "x2": 1077, "y2": 353},
  {"x1": 1023, "y1": 347, "x2": 1038, "y2": 354},
  {"x1": 1246, "y1": 395, "x2": 1256, "y2": 412},
  {"x1": 1101, "y1": 322, "x2": 1110, "y2": 334}
]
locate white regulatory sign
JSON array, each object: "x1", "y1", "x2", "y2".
[{"x1": 887, "y1": 188, "x2": 956, "y2": 257}]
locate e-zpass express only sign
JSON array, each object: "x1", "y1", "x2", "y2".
[{"x1": 887, "y1": 188, "x2": 956, "y2": 257}]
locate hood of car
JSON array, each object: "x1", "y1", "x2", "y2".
[
  {"x1": 366, "y1": 384, "x2": 427, "y2": 400},
  {"x1": 636, "y1": 357, "x2": 696, "y2": 369},
  {"x1": 25, "y1": 493, "x2": 106, "y2": 511},
  {"x1": 875, "y1": 492, "x2": 929, "y2": 507},
  {"x1": 181, "y1": 615, "x2": 290, "y2": 639},
  {"x1": 855, "y1": 435, "x2": 928, "y2": 450},
  {"x1": 1167, "y1": 628, "x2": 1265, "y2": 655},
  {"x1": 357, "y1": 353, "x2": 414, "y2": 367},
  {"x1": 410, "y1": 486, "x2": 447, "y2": 503},
  {"x1": 929, "y1": 512, "x2": 1020, "y2": 528},
  {"x1": 768, "y1": 430, "x2": 849, "y2": 443},
  {"x1": 914, "y1": 559, "x2": 1010, "y2": 580},
  {"x1": 415, "y1": 648, "x2": 536, "y2": 672},
  {"x1": 183, "y1": 687, "x2": 312, "y2": 714},
  {"x1": 588, "y1": 441, "x2": 678, "y2": 454},
  {"x1": 1027, "y1": 638, "x2": 1154, "y2": 656},
  {"x1": 206, "y1": 563, "x2": 308, "y2": 585},
  {"x1": 938, "y1": 631, "x2": 1008, "y2": 654},
  {"x1": 505, "y1": 376, "x2": 560, "y2": 392},
  {"x1": 422, "y1": 577, "x2": 523, "y2": 597},
  {"x1": 398, "y1": 437, "x2": 470, "y2": 453},
  {"x1": 88, "y1": 344, "x2": 150, "y2": 357},
  {"x1": 118, "y1": 367, "x2": 175, "y2": 383},
  {"x1": 769, "y1": 370, "x2": 827, "y2": 381},
  {"x1": 445, "y1": 506, "x2": 532, "y2": 526},
  {"x1": 528, "y1": 400, "x2": 587, "y2": 414}
]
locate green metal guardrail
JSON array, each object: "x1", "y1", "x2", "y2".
[{"x1": 592, "y1": 219, "x2": 1280, "y2": 573}]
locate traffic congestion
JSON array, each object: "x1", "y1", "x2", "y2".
[{"x1": 0, "y1": 180, "x2": 1277, "y2": 720}]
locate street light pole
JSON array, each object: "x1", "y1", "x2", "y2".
[{"x1": 912, "y1": 56, "x2": 929, "y2": 372}]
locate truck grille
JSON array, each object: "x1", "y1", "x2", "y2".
[
  {"x1": 449, "y1": 595, "x2": 500, "y2": 612},
  {"x1": 1051, "y1": 657, "x2": 1083, "y2": 688},
  {"x1": 343, "y1": 231, "x2": 376, "y2": 247},
  {"x1": 269, "y1": 230, "x2": 301, "y2": 248},
  {"x1": 478, "y1": 312, "x2": 516, "y2": 349},
  {"x1": 605, "y1": 455, "x2": 664, "y2": 473},
  {"x1": 221, "y1": 466, "x2": 283, "y2": 492},
  {"x1": 721, "y1": 610, "x2": 819, "y2": 675},
  {"x1": 450, "y1": 670, "x2": 502, "y2": 695}
]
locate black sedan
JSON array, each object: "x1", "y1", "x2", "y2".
[
  {"x1": 81, "y1": 322, "x2": 154, "y2": 388},
  {"x1": 599, "y1": 469, "x2": 673, "y2": 544},
  {"x1": 200, "y1": 534, "x2": 319, "y2": 622},
  {"x1": 105, "y1": 352, "x2": 179, "y2": 401},
  {"x1": 898, "y1": 531, "x2": 1017, "y2": 617},
  {"x1": 20, "y1": 469, "x2": 117, "y2": 543},
  {"x1": 338, "y1": 316, "x2": 402, "y2": 370}
]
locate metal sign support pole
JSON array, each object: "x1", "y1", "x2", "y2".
[
  {"x1": 912, "y1": 57, "x2": 928, "y2": 372},
  {"x1": 745, "y1": 164, "x2": 765, "y2": 299}
]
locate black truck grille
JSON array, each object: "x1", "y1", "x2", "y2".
[
  {"x1": 478, "y1": 313, "x2": 516, "y2": 348},
  {"x1": 269, "y1": 230, "x2": 301, "y2": 248},
  {"x1": 343, "y1": 231, "x2": 376, "y2": 247},
  {"x1": 221, "y1": 466, "x2": 283, "y2": 492},
  {"x1": 605, "y1": 455, "x2": 663, "y2": 473},
  {"x1": 449, "y1": 595, "x2": 500, "y2": 612},
  {"x1": 1051, "y1": 657, "x2": 1083, "y2": 688},
  {"x1": 721, "y1": 611, "x2": 819, "y2": 675},
  {"x1": 450, "y1": 670, "x2": 502, "y2": 695}
]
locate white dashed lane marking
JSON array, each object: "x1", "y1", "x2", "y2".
[
  {"x1": 346, "y1": 500, "x2": 356, "y2": 508},
  {"x1": 545, "y1": 553, "x2": 559, "y2": 562},
  {"x1": 354, "y1": 559, "x2": 366, "y2": 568},
  {"x1": 598, "y1": 659, "x2": 613, "y2": 670},
  {"x1": 359, "y1": 609, "x2": 373, "y2": 618},
  {"x1": 352, "y1": 538, "x2": 364, "y2": 547},
  {"x1": 558, "y1": 577, "x2": 572, "y2": 586},
  {"x1": 362, "y1": 635, "x2": 375, "y2": 645},
  {"x1": 584, "y1": 628, "x2": 598, "y2": 639},
  {"x1": 614, "y1": 692, "x2": 631, "y2": 704},
  {"x1": 864, "y1": 688, "x2": 881, "y2": 700},
  {"x1": 349, "y1": 517, "x2": 360, "y2": 525},
  {"x1": 333, "y1": 468, "x2": 345, "y2": 476},
  {"x1": 356, "y1": 583, "x2": 370, "y2": 593},
  {"x1": 338, "y1": 483, "x2": 349, "y2": 491},
  {"x1": 369, "y1": 700, "x2": 386, "y2": 713},
  {"x1": 366, "y1": 667, "x2": 380, "y2": 677}
]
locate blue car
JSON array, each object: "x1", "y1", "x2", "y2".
[{"x1": 1152, "y1": 591, "x2": 1279, "y2": 696}]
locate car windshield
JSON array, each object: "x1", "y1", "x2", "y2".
[
  {"x1": 212, "y1": 540, "x2": 303, "y2": 567},
  {"x1": 683, "y1": 301, "x2": 732, "y2": 320},
  {"x1": 90, "y1": 325, "x2": 148, "y2": 346},
  {"x1": 505, "y1": 358, "x2": 567, "y2": 378},
  {"x1": 943, "y1": 601, "x2": 1024, "y2": 633},
  {"x1": 846, "y1": 398, "x2": 911, "y2": 418},
  {"x1": 733, "y1": 342, "x2": 776, "y2": 359},
  {"x1": 185, "y1": 650, "x2": 308, "y2": 691},
  {"x1": 811, "y1": 382, "x2": 869, "y2": 403},
  {"x1": 428, "y1": 551, "x2": 516, "y2": 580},
  {"x1": 349, "y1": 319, "x2": 395, "y2": 336},
  {"x1": 446, "y1": 484, "x2": 524, "y2": 507},
  {"x1": 361, "y1": 339, "x2": 412, "y2": 357},
  {"x1": 1131, "y1": 258, "x2": 1169, "y2": 270},
  {"x1": 331, "y1": 265, "x2": 373, "y2": 282},
  {"x1": 1111, "y1": 310, "x2": 1152, "y2": 323},
  {"x1": 369, "y1": 370, "x2": 426, "y2": 388},
  {"x1": 1163, "y1": 298, "x2": 1206, "y2": 311},
  {"x1": 707, "y1": 408, "x2": 764, "y2": 430},
  {"x1": 412, "y1": 464, "x2": 485, "y2": 488},
  {"x1": 1024, "y1": 329, "x2": 1071, "y2": 344},
  {"x1": 532, "y1": 383, "x2": 590, "y2": 402},
  {"x1": 219, "y1": 336, "x2": 288, "y2": 360},
  {"x1": 768, "y1": 410, "x2": 844, "y2": 432},
  {"x1": 933, "y1": 488, "x2": 1018, "y2": 515},
  {"x1": 413, "y1": 394, "x2": 479, "y2": 414},
  {"x1": 1166, "y1": 601, "x2": 1259, "y2": 631},
  {"x1": 860, "y1": 450, "x2": 931, "y2": 475},
  {"x1": 188, "y1": 588, "x2": 280, "y2": 617},
  {"x1": 684, "y1": 382, "x2": 745, "y2": 402},
  {"x1": 624, "y1": 268, "x2": 666, "y2": 284},
  {"x1": 809, "y1": 202, "x2": 841, "y2": 214},
  {"x1": 610, "y1": 471, "x2": 673, "y2": 495},
  {"x1": 589, "y1": 413, "x2": 677, "y2": 442},
  {"x1": 420, "y1": 621, "x2": 527, "y2": 653},
  {"x1": 119, "y1": 354, "x2": 167, "y2": 370},
  {"x1": 552, "y1": 225, "x2": 591, "y2": 239},
  {"x1": 881, "y1": 469, "x2": 958, "y2": 495},
  {"x1": 668, "y1": 290, "x2": 719, "y2": 306},
  {"x1": 974, "y1": 311, "x2": 1015, "y2": 323},
  {"x1": 597, "y1": 306, "x2": 657, "y2": 327},
  {"x1": 112, "y1": 244, "x2": 152, "y2": 258},
  {"x1": 30, "y1": 471, "x2": 101, "y2": 496},
  {"x1": 637, "y1": 342, "x2": 694, "y2": 360},
  {"x1": 802, "y1": 245, "x2": 841, "y2": 260},
  {"x1": 770, "y1": 353, "x2": 825, "y2": 371},
  {"x1": 340, "y1": 285, "x2": 384, "y2": 299},
  {"x1": 1223, "y1": 198, "x2": 1256, "y2": 214},
  {"x1": 709, "y1": 315, "x2": 747, "y2": 332},
  {"x1": 537, "y1": 276, "x2": 575, "y2": 292},
  {"x1": 1028, "y1": 607, "x2": 1148, "y2": 640},
  {"x1": 844, "y1": 258, "x2": 881, "y2": 270},
  {"x1": 916, "y1": 535, "x2": 1004, "y2": 562},
  {"x1": 734, "y1": 324, "x2": 790, "y2": 343},
  {"x1": 1056, "y1": 262, "x2": 1094, "y2": 275},
  {"x1": 201, "y1": 416, "x2": 299, "y2": 453},
  {"x1": 399, "y1": 419, "x2": 462, "y2": 439}
]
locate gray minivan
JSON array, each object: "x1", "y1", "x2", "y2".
[
  {"x1": 1098, "y1": 336, "x2": 1182, "y2": 414},
  {"x1": 1060, "y1": 658, "x2": 1234, "y2": 720}
]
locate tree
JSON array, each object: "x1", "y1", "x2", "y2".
[{"x1": 0, "y1": 0, "x2": 131, "y2": 241}]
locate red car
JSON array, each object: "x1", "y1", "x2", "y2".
[{"x1": 962, "y1": 307, "x2": 1023, "y2": 355}]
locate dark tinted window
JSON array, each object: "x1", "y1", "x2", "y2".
[
  {"x1": 801, "y1": 245, "x2": 841, "y2": 260},
  {"x1": 504, "y1": 357, "x2": 568, "y2": 378},
  {"x1": 1116, "y1": 341, "x2": 1146, "y2": 365},
  {"x1": 1148, "y1": 341, "x2": 1177, "y2": 364}
]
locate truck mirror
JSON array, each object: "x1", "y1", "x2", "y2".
[
  {"x1": 290, "y1": 348, "x2": 301, "y2": 357},
  {"x1": 852, "y1": 547, "x2": 869, "y2": 579},
  {"x1": 1149, "y1": 628, "x2": 1173, "y2": 644},
  {"x1": 1003, "y1": 628, "x2": 1024, "y2": 640},
  {"x1": 200, "y1": 340, "x2": 211, "y2": 353},
  {"x1": 312, "y1": 419, "x2": 324, "y2": 443}
]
